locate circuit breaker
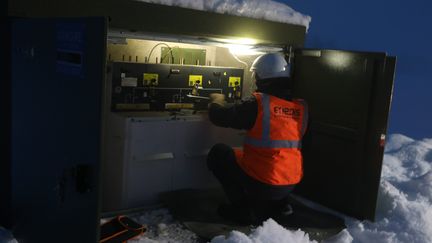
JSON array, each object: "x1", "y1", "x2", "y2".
[{"x1": 110, "y1": 62, "x2": 244, "y2": 111}]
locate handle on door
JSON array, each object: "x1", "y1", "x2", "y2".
[{"x1": 73, "y1": 164, "x2": 92, "y2": 194}]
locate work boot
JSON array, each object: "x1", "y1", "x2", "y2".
[
  {"x1": 251, "y1": 199, "x2": 294, "y2": 223},
  {"x1": 217, "y1": 203, "x2": 255, "y2": 225},
  {"x1": 281, "y1": 203, "x2": 294, "y2": 216}
]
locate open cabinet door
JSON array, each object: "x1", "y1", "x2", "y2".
[
  {"x1": 292, "y1": 49, "x2": 396, "y2": 221},
  {"x1": 11, "y1": 17, "x2": 106, "y2": 242},
  {"x1": 1, "y1": 4, "x2": 12, "y2": 228}
]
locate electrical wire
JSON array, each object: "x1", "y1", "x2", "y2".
[
  {"x1": 147, "y1": 43, "x2": 175, "y2": 63},
  {"x1": 160, "y1": 46, "x2": 179, "y2": 63},
  {"x1": 230, "y1": 51, "x2": 249, "y2": 70},
  {"x1": 229, "y1": 51, "x2": 258, "y2": 95}
]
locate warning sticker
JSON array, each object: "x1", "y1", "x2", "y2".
[
  {"x1": 143, "y1": 73, "x2": 159, "y2": 86},
  {"x1": 228, "y1": 77, "x2": 241, "y2": 87},
  {"x1": 189, "y1": 75, "x2": 203, "y2": 86}
]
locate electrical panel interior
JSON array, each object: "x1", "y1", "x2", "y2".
[{"x1": 110, "y1": 62, "x2": 244, "y2": 111}]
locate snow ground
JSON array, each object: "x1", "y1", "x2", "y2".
[
  {"x1": 0, "y1": 227, "x2": 18, "y2": 243},
  {"x1": 136, "y1": 0, "x2": 312, "y2": 30},
  {"x1": 2, "y1": 133, "x2": 431, "y2": 243}
]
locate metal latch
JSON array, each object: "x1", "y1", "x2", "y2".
[{"x1": 73, "y1": 164, "x2": 92, "y2": 194}]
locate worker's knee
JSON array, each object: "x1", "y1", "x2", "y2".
[{"x1": 207, "y1": 143, "x2": 234, "y2": 172}]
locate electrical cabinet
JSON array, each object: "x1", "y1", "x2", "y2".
[
  {"x1": 110, "y1": 62, "x2": 244, "y2": 111},
  {"x1": 7, "y1": 1, "x2": 395, "y2": 242},
  {"x1": 102, "y1": 61, "x2": 245, "y2": 211},
  {"x1": 10, "y1": 17, "x2": 106, "y2": 242}
]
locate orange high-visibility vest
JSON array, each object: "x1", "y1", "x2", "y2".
[{"x1": 235, "y1": 92, "x2": 308, "y2": 185}]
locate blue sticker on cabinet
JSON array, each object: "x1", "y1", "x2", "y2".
[{"x1": 56, "y1": 22, "x2": 85, "y2": 77}]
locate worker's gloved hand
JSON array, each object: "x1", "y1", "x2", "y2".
[{"x1": 209, "y1": 93, "x2": 226, "y2": 106}]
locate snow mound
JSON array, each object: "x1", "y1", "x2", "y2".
[
  {"x1": 211, "y1": 218, "x2": 317, "y2": 243},
  {"x1": 136, "y1": 0, "x2": 312, "y2": 30},
  {"x1": 384, "y1": 134, "x2": 415, "y2": 153},
  {"x1": 0, "y1": 227, "x2": 18, "y2": 243},
  {"x1": 341, "y1": 134, "x2": 432, "y2": 243},
  {"x1": 128, "y1": 208, "x2": 199, "y2": 243}
]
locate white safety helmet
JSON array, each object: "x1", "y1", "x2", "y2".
[{"x1": 250, "y1": 53, "x2": 291, "y2": 80}]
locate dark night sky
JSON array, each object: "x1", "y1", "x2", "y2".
[{"x1": 279, "y1": 0, "x2": 432, "y2": 139}]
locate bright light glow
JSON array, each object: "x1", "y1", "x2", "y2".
[
  {"x1": 209, "y1": 36, "x2": 258, "y2": 46},
  {"x1": 226, "y1": 44, "x2": 263, "y2": 56},
  {"x1": 326, "y1": 52, "x2": 352, "y2": 69},
  {"x1": 227, "y1": 38, "x2": 257, "y2": 45}
]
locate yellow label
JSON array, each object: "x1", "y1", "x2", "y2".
[
  {"x1": 116, "y1": 103, "x2": 150, "y2": 110},
  {"x1": 228, "y1": 77, "x2": 241, "y2": 87},
  {"x1": 143, "y1": 73, "x2": 159, "y2": 86},
  {"x1": 189, "y1": 75, "x2": 203, "y2": 86},
  {"x1": 165, "y1": 103, "x2": 194, "y2": 109}
]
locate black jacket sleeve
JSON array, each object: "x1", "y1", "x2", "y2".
[{"x1": 208, "y1": 96, "x2": 258, "y2": 130}]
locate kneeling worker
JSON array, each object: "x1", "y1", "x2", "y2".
[{"x1": 207, "y1": 52, "x2": 308, "y2": 225}]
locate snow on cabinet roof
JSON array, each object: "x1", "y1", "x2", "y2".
[{"x1": 136, "y1": 0, "x2": 312, "y2": 30}]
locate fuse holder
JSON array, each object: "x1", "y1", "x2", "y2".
[
  {"x1": 189, "y1": 75, "x2": 203, "y2": 87},
  {"x1": 143, "y1": 73, "x2": 159, "y2": 86},
  {"x1": 228, "y1": 77, "x2": 241, "y2": 87}
]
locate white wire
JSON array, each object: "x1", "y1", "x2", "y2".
[
  {"x1": 147, "y1": 43, "x2": 174, "y2": 63},
  {"x1": 230, "y1": 51, "x2": 249, "y2": 70},
  {"x1": 229, "y1": 52, "x2": 259, "y2": 95}
]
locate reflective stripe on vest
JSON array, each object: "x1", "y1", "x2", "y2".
[{"x1": 244, "y1": 93, "x2": 303, "y2": 148}]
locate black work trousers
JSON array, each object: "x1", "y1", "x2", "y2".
[{"x1": 207, "y1": 143, "x2": 295, "y2": 208}]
